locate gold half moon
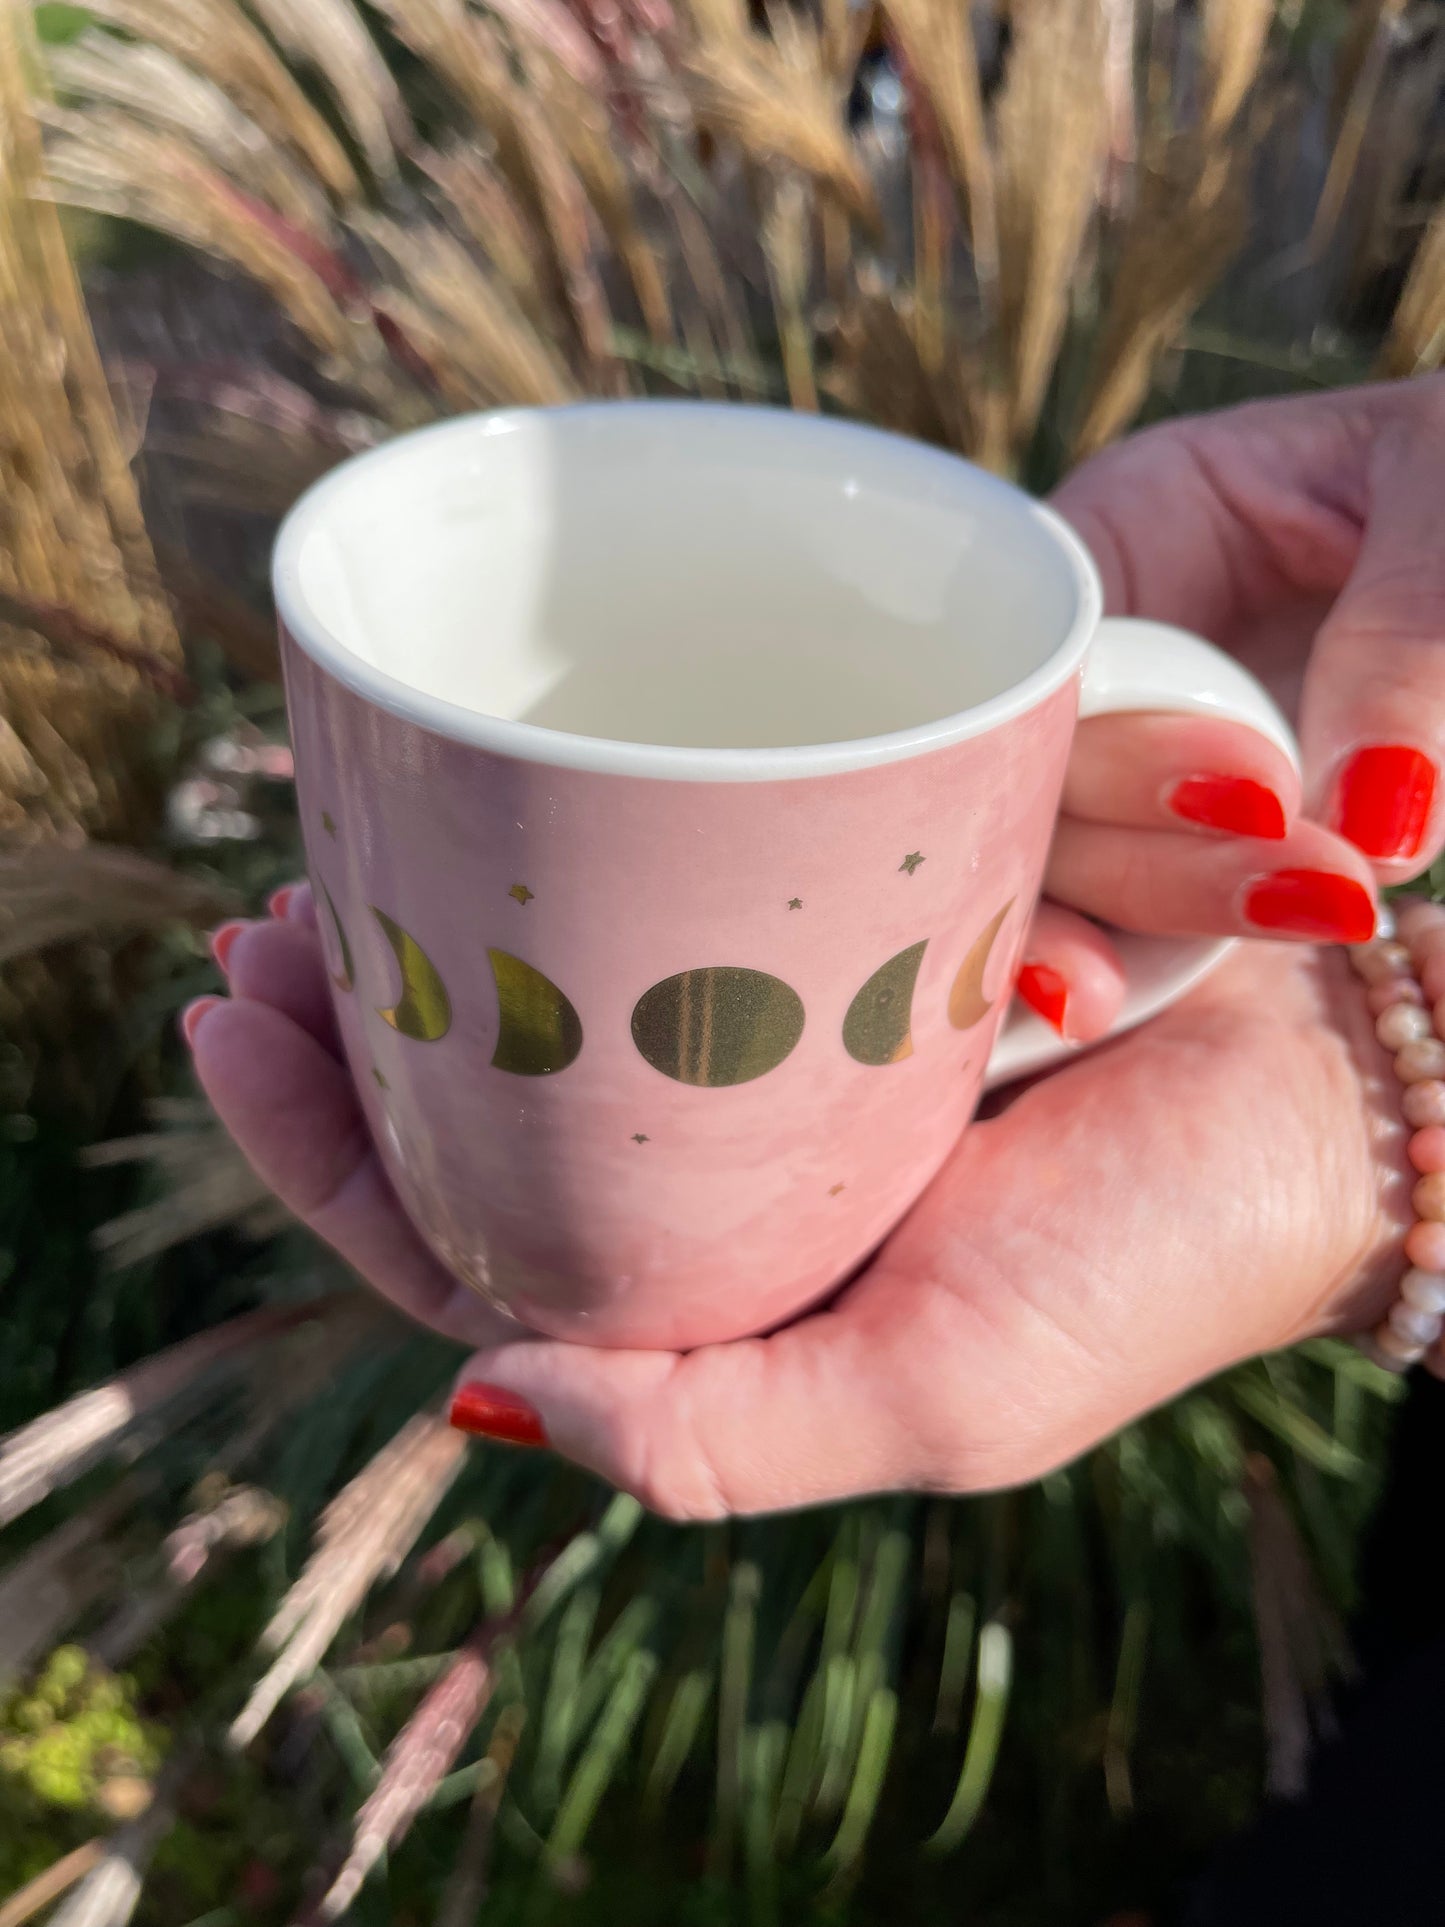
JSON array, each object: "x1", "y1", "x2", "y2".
[
  {"x1": 372, "y1": 908, "x2": 451, "y2": 1041},
  {"x1": 318, "y1": 880, "x2": 354, "y2": 991},
  {"x1": 488, "y1": 949, "x2": 583, "y2": 1076},
  {"x1": 632, "y1": 966, "x2": 804, "y2": 1087},
  {"x1": 948, "y1": 898, "x2": 1015, "y2": 1031},
  {"x1": 843, "y1": 940, "x2": 929, "y2": 1066}
]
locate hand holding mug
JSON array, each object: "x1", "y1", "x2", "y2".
[
  {"x1": 192, "y1": 907, "x2": 1405, "y2": 1512},
  {"x1": 188, "y1": 378, "x2": 1445, "y2": 1515},
  {"x1": 267, "y1": 402, "x2": 1312, "y2": 1349}
]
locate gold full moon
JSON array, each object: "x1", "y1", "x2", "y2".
[
  {"x1": 948, "y1": 899, "x2": 1015, "y2": 1031},
  {"x1": 843, "y1": 940, "x2": 929, "y2": 1065},
  {"x1": 372, "y1": 909, "x2": 452, "y2": 1041},
  {"x1": 488, "y1": 949, "x2": 584, "y2": 1075},
  {"x1": 632, "y1": 966, "x2": 805, "y2": 1087}
]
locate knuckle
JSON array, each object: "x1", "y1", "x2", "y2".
[
  {"x1": 897, "y1": 1385, "x2": 1040, "y2": 1494},
  {"x1": 1337, "y1": 563, "x2": 1445, "y2": 651},
  {"x1": 880, "y1": 1291, "x2": 1088, "y2": 1495},
  {"x1": 624, "y1": 1460, "x2": 731, "y2": 1524},
  {"x1": 607, "y1": 1406, "x2": 733, "y2": 1524},
  {"x1": 866, "y1": 1324, "x2": 989, "y2": 1494},
  {"x1": 901, "y1": 1373, "x2": 1082, "y2": 1493}
]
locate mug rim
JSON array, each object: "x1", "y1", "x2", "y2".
[{"x1": 272, "y1": 400, "x2": 1104, "y2": 783}]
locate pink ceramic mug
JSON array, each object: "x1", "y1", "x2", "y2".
[{"x1": 274, "y1": 403, "x2": 1294, "y2": 1351}]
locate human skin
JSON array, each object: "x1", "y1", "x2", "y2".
[{"x1": 188, "y1": 376, "x2": 1445, "y2": 1517}]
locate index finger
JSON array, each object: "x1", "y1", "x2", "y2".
[{"x1": 1053, "y1": 375, "x2": 1445, "y2": 879}]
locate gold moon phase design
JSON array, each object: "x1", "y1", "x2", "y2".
[
  {"x1": 372, "y1": 908, "x2": 451, "y2": 1041},
  {"x1": 318, "y1": 881, "x2": 354, "y2": 991},
  {"x1": 948, "y1": 899, "x2": 1015, "y2": 1031},
  {"x1": 488, "y1": 949, "x2": 583, "y2": 1075},
  {"x1": 843, "y1": 940, "x2": 929, "y2": 1065},
  {"x1": 632, "y1": 967, "x2": 804, "y2": 1087}
]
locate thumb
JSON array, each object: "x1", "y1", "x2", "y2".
[
  {"x1": 444, "y1": 1271, "x2": 1006, "y2": 1519},
  {"x1": 1304, "y1": 387, "x2": 1445, "y2": 877}
]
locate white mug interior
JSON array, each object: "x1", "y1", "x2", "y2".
[{"x1": 274, "y1": 402, "x2": 1101, "y2": 777}]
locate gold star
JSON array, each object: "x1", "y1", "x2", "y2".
[
  {"x1": 899, "y1": 852, "x2": 925, "y2": 875},
  {"x1": 321, "y1": 811, "x2": 336, "y2": 837},
  {"x1": 828, "y1": 1182, "x2": 845, "y2": 1196},
  {"x1": 372, "y1": 1067, "x2": 389, "y2": 1090},
  {"x1": 787, "y1": 897, "x2": 803, "y2": 910},
  {"x1": 632, "y1": 1132, "x2": 649, "y2": 1144},
  {"x1": 509, "y1": 883, "x2": 535, "y2": 906}
]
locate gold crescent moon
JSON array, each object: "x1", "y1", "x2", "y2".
[
  {"x1": 948, "y1": 899, "x2": 1015, "y2": 1031},
  {"x1": 318, "y1": 881, "x2": 354, "y2": 992},
  {"x1": 843, "y1": 940, "x2": 928, "y2": 1065},
  {"x1": 372, "y1": 908, "x2": 451, "y2": 1041},
  {"x1": 488, "y1": 949, "x2": 583, "y2": 1076}
]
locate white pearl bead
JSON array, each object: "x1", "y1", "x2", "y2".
[
  {"x1": 1389, "y1": 1301, "x2": 1443, "y2": 1347},
  {"x1": 1407, "y1": 1219, "x2": 1445, "y2": 1269},
  {"x1": 1376, "y1": 1002, "x2": 1433, "y2": 1049},
  {"x1": 1403, "y1": 1081, "x2": 1445, "y2": 1128},
  {"x1": 1401, "y1": 1268, "x2": 1445, "y2": 1314},
  {"x1": 1373, "y1": 1322, "x2": 1426, "y2": 1367},
  {"x1": 1376, "y1": 903, "x2": 1398, "y2": 941},
  {"x1": 1395, "y1": 1037, "x2": 1445, "y2": 1082},
  {"x1": 1369, "y1": 978, "x2": 1425, "y2": 1016},
  {"x1": 1354, "y1": 941, "x2": 1413, "y2": 984}
]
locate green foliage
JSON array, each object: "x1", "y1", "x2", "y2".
[
  {"x1": 31, "y1": 2, "x2": 89, "y2": 44},
  {"x1": 0, "y1": 1647, "x2": 165, "y2": 1889}
]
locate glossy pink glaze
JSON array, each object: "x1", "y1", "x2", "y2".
[{"x1": 284, "y1": 632, "x2": 1078, "y2": 1348}]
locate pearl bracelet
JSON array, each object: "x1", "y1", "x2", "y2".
[{"x1": 1350, "y1": 894, "x2": 1445, "y2": 1374}]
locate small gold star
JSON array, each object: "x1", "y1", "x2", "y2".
[
  {"x1": 899, "y1": 852, "x2": 925, "y2": 876},
  {"x1": 372, "y1": 1067, "x2": 389, "y2": 1090},
  {"x1": 321, "y1": 811, "x2": 336, "y2": 837},
  {"x1": 632, "y1": 1132, "x2": 649, "y2": 1144},
  {"x1": 828, "y1": 1182, "x2": 845, "y2": 1196},
  {"x1": 787, "y1": 897, "x2": 804, "y2": 910},
  {"x1": 509, "y1": 883, "x2": 535, "y2": 906}
]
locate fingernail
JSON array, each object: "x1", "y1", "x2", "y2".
[
  {"x1": 1242, "y1": 869, "x2": 1376, "y2": 943},
  {"x1": 449, "y1": 1382, "x2": 548, "y2": 1448},
  {"x1": 180, "y1": 995, "x2": 224, "y2": 1047},
  {"x1": 268, "y1": 885, "x2": 296, "y2": 919},
  {"x1": 210, "y1": 921, "x2": 245, "y2": 972},
  {"x1": 1167, "y1": 774, "x2": 1287, "y2": 840},
  {"x1": 1016, "y1": 962, "x2": 1070, "y2": 1036},
  {"x1": 1334, "y1": 745, "x2": 1437, "y2": 861}
]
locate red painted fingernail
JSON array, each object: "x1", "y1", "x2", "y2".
[
  {"x1": 210, "y1": 921, "x2": 245, "y2": 972},
  {"x1": 1167, "y1": 774, "x2": 1287, "y2": 840},
  {"x1": 268, "y1": 885, "x2": 296, "y2": 919},
  {"x1": 1242, "y1": 869, "x2": 1376, "y2": 943},
  {"x1": 1334, "y1": 745, "x2": 1437, "y2": 861},
  {"x1": 449, "y1": 1383, "x2": 548, "y2": 1448},
  {"x1": 180, "y1": 996, "x2": 223, "y2": 1047},
  {"x1": 1016, "y1": 962, "x2": 1069, "y2": 1035}
]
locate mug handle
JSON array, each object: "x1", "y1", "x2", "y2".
[{"x1": 984, "y1": 616, "x2": 1300, "y2": 1090}]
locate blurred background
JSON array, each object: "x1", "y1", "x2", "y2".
[{"x1": 2, "y1": 0, "x2": 1444, "y2": 1919}]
